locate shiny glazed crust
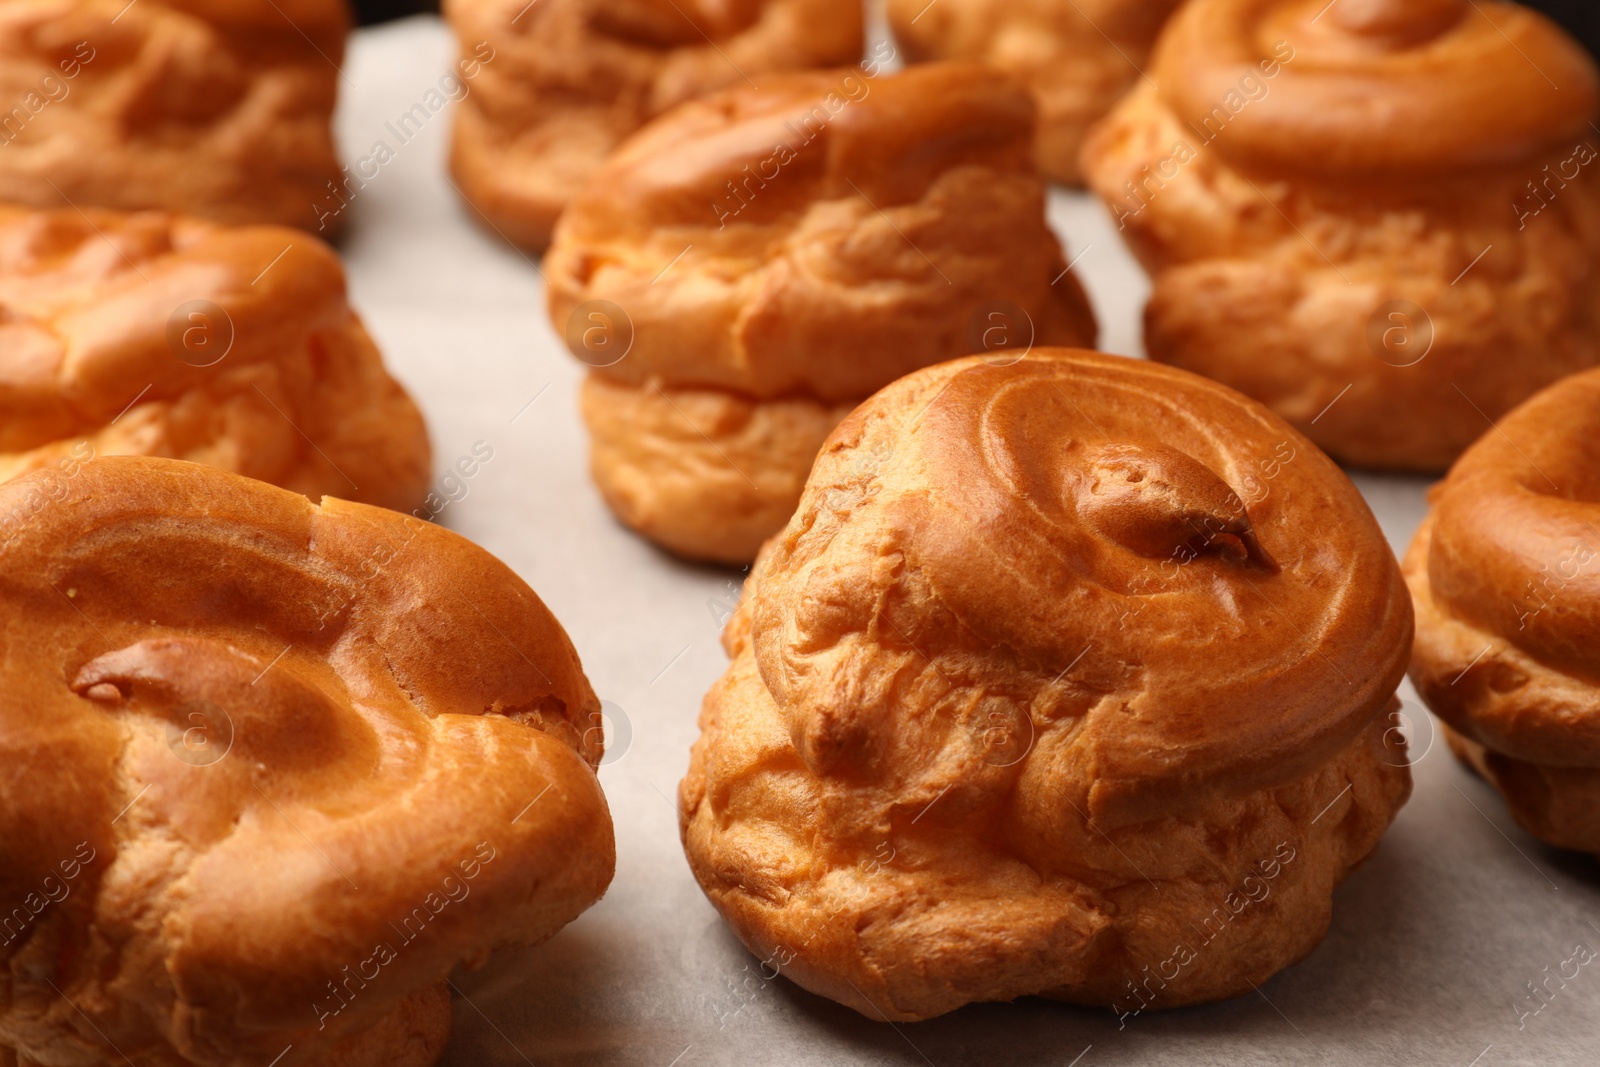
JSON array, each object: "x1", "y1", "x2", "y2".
[
  {"x1": 444, "y1": 0, "x2": 865, "y2": 251},
  {"x1": 681, "y1": 349, "x2": 1413, "y2": 1020},
  {"x1": 1080, "y1": 0, "x2": 1600, "y2": 471},
  {"x1": 1406, "y1": 366, "x2": 1600, "y2": 853},
  {"x1": 0, "y1": 0, "x2": 347, "y2": 231},
  {"x1": 550, "y1": 63, "x2": 1098, "y2": 562},
  {"x1": 0, "y1": 457, "x2": 615, "y2": 1067},
  {"x1": 0, "y1": 205, "x2": 431, "y2": 513}
]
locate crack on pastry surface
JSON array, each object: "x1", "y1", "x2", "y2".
[
  {"x1": 0, "y1": 205, "x2": 431, "y2": 514},
  {"x1": 1081, "y1": 0, "x2": 1600, "y2": 471},
  {"x1": 549, "y1": 63, "x2": 1099, "y2": 563},
  {"x1": 0, "y1": 457, "x2": 615, "y2": 1067},
  {"x1": 1070, "y1": 441, "x2": 1279, "y2": 570},
  {"x1": 681, "y1": 349, "x2": 1413, "y2": 1021},
  {"x1": 1406, "y1": 366, "x2": 1600, "y2": 853}
]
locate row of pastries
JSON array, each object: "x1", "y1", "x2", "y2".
[{"x1": 1, "y1": 0, "x2": 1599, "y2": 1063}]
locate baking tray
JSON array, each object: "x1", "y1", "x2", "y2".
[{"x1": 334, "y1": 17, "x2": 1600, "y2": 1066}]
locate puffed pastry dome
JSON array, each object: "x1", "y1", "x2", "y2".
[
  {"x1": 444, "y1": 0, "x2": 865, "y2": 252},
  {"x1": 888, "y1": 0, "x2": 1182, "y2": 185},
  {"x1": 0, "y1": 0, "x2": 347, "y2": 232},
  {"x1": 546, "y1": 62, "x2": 1098, "y2": 564},
  {"x1": 0, "y1": 205, "x2": 430, "y2": 513},
  {"x1": 1406, "y1": 367, "x2": 1600, "y2": 854},
  {"x1": 0, "y1": 456, "x2": 615, "y2": 1067},
  {"x1": 680, "y1": 349, "x2": 1413, "y2": 1021},
  {"x1": 1081, "y1": 0, "x2": 1600, "y2": 472}
]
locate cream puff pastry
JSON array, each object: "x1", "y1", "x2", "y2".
[
  {"x1": 0, "y1": 456, "x2": 614, "y2": 1067},
  {"x1": 681, "y1": 348, "x2": 1412, "y2": 1020},
  {"x1": 1082, "y1": 0, "x2": 1600, "y2": 470},
  {"x1": 547, "y1": 63, "x2": 1098, "y2": 563},
  {"x1": 1407, "y1": 366, "x2": 1600, "y2": 854}
]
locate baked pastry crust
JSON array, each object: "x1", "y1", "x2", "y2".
[
  {"x1": 680, "y1": 348, "x2": 1412, "y2": 1021},
  {"x1": 0, "y1": 0, "x2": 347, "y2": 232},
  {"x1": 548, "y1": 63, "x2": 1098, "y2": 563},
  {"x1": 444, "y1": 0, "x2": 865, "y2": 252},
  {"x1": 579, "y1": 374, "x2": 854, "y2": 565},
  {"x1": 1405, "y1": 366, "x2": 1600, "y2": 853},
  {"x1": 0, "y1": 456, "x2": 615, "y2": 1067},
  {"x1": 888, "y1": 0, "x2": 1181, "y2": 185},
  {"x1": 1081, "y1": 0, "x2": 1600, "y2": 471},
  {"x1": 0, "y1": 205, "x2": 430, "y2": 513}
]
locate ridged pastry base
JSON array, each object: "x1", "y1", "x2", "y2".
[
  {"x1": 1406, "y1": 514, "x2": 1600, "y2": 855},
  {"x1": 0, "y1": 312, "x2": 431, "y2": 515},
  {"x1": 887, "y1": 0, "x2": 1180, "y2": 186},
  {"x1": 580, "y1": 373, "x2": 854, "y2": 565},
  {"x1": 1444, "y1": 724, "x2": 1600, "y2": 856},
  {"x1": 681, "y1": 639, "x2": 1411, "y2": 1021},
  {"x1": 1, "y1": 983, "x2": 450, "y2": 1067},
  {"x1": 448, "y1": 106, "x2": 576, "y2": 254},
  {"x1": 1081, "y1": 83, "x2": 1600, "y2": 471}
]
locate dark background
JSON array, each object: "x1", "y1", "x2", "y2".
[
  {"x1": 353, "y1": 0, "x2": 436, "y2": 24},
  {"x1": 348, "y1": 0, "x2": 1600, "y2": 67},
  {"x1": 1530, "y1": 1, "x2": 1600, "y2": 56}
]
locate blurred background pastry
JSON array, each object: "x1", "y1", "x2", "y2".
[
  {"x1": 546, "y1": 62, "x2": 1098, "y2": 564},
  {"x1": 1406, "y1": 367, "x2": 1600, "y2": 854},
  {"x1": 365, "y1": 0, "x2": 1600, "y2": 56},
  {"x1": 0, "y1": 205, "x2": 430, "y2": 513},
  {"x1": 888, "y1": 0, "x2": 1182, "y2": 185},
  {"x1": 1081, "y1": 0, "x2": 1600, "y2": 471},
  {"x1": 0, "y1": 0, "x2": 347, "y2": 232},
  {"x1": 681, "y1": 348, "x2": 1412, "y2": 1020},
  {"x1": 444, "y1": 0, "x2": 865, "y2": 252},
  {"x1": 0, "y1": 456, "x2": 614, "y2": 1067}
]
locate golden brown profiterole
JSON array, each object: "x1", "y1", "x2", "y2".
[
  {"x1": 546, "y1": 62, "x2": 1098, "y2": 564},
  {"x1": 1406, "y1": 366, "x2": 1600, "y2": 854},
  {"x1": 0, "y1": 0, "x2": 347, "y2": 232},
  {"x1": 681, "y1": 348, "x2": 1413, "y2": 1021},
  {"x1": 1081, "y1": 0, "x2": 1600, "y2": 471},
  {"x1": 0, "y1": 205, "x2": 431, "y2": 513},
  {"x1": 444, "y1": 0, "x2": 866, "y2": 252},
  {"x1": 889, "y1": 0, "x2": 1183, "y2": 185},
  {"x1": 0, "y1": 456, "x2": 615, "y2": 1067}
]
